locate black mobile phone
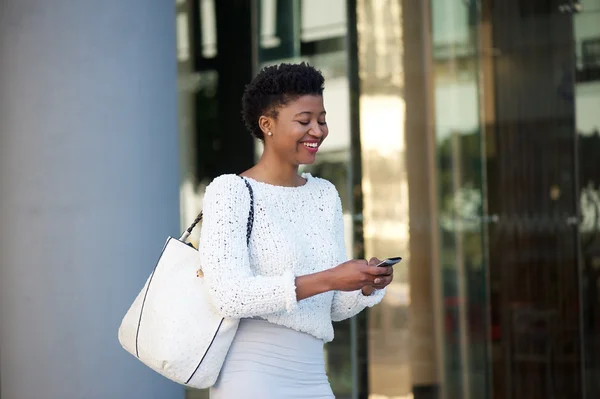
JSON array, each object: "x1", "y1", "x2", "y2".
[{"x1": 375, "y1": 257, "x2": 403, "y2": 267}]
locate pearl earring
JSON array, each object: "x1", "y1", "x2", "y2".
[{"x1": 267, "y1": 131, "x2": 273, "y2": 136}]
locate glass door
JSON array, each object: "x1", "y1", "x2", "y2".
[
  {"x1": 574, "y1": 1, "x2": 600, "y2": 398},
  {"x1": 429, "y1": 1, "x2": 489, "y2": 398},
  {"x1": 483, "y1": 1, "x2": 583, "y2": 398},
  {"x1": 430, "y1": 1, "x2": 597, "y2": 398}
]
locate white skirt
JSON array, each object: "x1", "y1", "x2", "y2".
[{"x1": 210, "y1": 318, "x2": 335, "y2": 399}]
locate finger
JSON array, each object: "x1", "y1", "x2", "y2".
[
  {"x1": 373, "y1": 274, "x2": 392, "y2": 285},
  {"x1": 373, "y1": 276, "x2": 393, "y2": 288},
  {"x1": 384, "y1": 275, "x2": 394, "y2": 285},
  {"x1": 368, "y1": 257, "x2": 381, "y2": 266},
  {"x1": 366, "y1": 265, "x2": 393, "y2": 275},
  {"x1": 352, "y1": 259, "x2": 368, "y2": 270}
]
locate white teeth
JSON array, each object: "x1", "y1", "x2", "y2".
[{"x1": 303, "y1": 142, "x2": 318, "y2": 148}]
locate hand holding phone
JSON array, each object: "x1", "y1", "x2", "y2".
[{"x1": 375, "y1": 257, "x2": 402, "y2": 267}]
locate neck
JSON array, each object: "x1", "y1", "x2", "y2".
[{"x1": 253, "y1": 151, "x2": 302, "y2": 187}]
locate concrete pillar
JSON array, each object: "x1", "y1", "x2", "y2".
[{"x1": 0, "y1": 1, "x2": 184, "y2": 398}]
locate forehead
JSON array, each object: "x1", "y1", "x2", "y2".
[{"x1": 280, "y1": 94, "x2": 325, "y2": 114}]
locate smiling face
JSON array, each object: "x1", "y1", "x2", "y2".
[{"x1": 259, "y1": 94, "x2": 328, "y2": 166}]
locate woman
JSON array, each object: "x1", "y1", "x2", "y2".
[{"x1": 198, "y1": 63, "x2": 394, "y2": 399}]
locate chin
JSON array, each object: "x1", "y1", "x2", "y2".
[{"x1": 298, "y1": 156, "x2": 317, "y2": 165}]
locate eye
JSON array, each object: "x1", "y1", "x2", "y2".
[
  {"x1": 297, "y1": 121, "x2": 310, "y2": 126},
  {"x1": 318, "y1": 121, "x2": 327, "y2": 126}
]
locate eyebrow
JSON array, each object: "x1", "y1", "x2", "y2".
[{"x1": 294, "y1": 111, "x2": 327, "y2": 117}]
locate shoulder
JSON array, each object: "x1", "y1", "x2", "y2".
[
  {"x1": 205, "y1": 174, "x2": 249, "y2": 197},
  {"x1": 307, "y1": 175, "x2": 342, "y2": 205},
  {"x1": 307, "y1": 174, "x2": 338, "y2": 194},
  {"x1": 203, "y1": 174, "x2": 254, "y2": 211},
  {"x1": 202, "y1": 174, "x2": 254, "y2": 220}
]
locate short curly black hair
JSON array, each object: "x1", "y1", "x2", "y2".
[{"x1": 241, "y1": 62, "x2": 325, "y2": 140}]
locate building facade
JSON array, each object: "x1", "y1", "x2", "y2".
[{"x1": 1, "y1": 1, "x2": 600, "y2": 399}]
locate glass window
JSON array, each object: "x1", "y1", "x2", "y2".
[
  {"x1": 356, "y1": 1, "x2": 600, "y2": 399},
  {"x1": 178, "y1": 1, "x2": 600, "y2": 398},
  {"x1": 575, "y1": 1, "x2": 600, "y2": 398},
  {"x1": 355, "y1": 1, "x2": 415, "y2": 398}
]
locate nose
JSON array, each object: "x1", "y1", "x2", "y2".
[{"x1": 309, "y1": 123, "x2": 324, "y2": 138}]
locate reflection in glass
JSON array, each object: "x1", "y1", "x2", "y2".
[
  {"x1": 177, "y1": 1, "x2": 600, "y2": 398},
  {"x1": 257, "y1": 0, "x2": 300, "y2": 63},
  {"x1": 429, "y1": 2, "x2": 488, "y2": 399},
  {"x1": 356, "y1": 1, "x2": 413, "y2": 398},
  {"x1": 199, "y1": 0, "x2": 217, "y2": 58},
  {"x1": 575, "y1": 1, "x2": 600, "y2": 398},
  {"x1": 483, "y1": 1, "x2": 582, "y2": 398}
]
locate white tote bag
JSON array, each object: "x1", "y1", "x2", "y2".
[{"x1": 118, "y1": 177, "x2": 254, "y2": 389}]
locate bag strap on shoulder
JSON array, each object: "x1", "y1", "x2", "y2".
[{"x1": 179, "y1": 176, "x2": 255, "y2": 244}]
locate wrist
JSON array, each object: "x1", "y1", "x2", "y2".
[{"x1": 321, "y1": 268, "x2": 338, "y2": 292}]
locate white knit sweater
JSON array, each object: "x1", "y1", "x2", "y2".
[{"x1": 198, "y1": 173, "x2": 385, "y2": 343}]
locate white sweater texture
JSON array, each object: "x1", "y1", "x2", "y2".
[{"x1": 198, "y1": 173, "x2": 385, "y2": 343}]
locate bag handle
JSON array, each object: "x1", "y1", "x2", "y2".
[{"x1": 179, "y1": 176, "x2": 255, "y2": 244}]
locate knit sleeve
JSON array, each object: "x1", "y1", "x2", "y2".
[
  {"x1": 329, "y1": 188, "x2": 385, "y2": 322},
  {"x1": 198, "y1": 175, "x2": 298, "y2": 318}
]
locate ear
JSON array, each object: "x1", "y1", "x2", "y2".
[{"x1": 258, "y1": 115, "x2": 274, "y2": 136}]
